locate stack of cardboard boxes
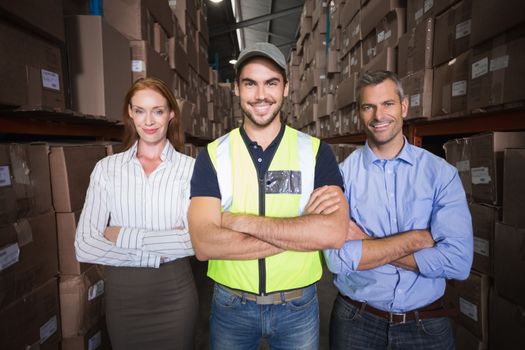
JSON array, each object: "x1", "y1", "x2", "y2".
[
  {"x1": 50, "y1": 144, "x2": 110, "y2": 349},
  {"x1": 288, "y1": 0, "x2": 525, "y2": 142},
  {"x1": 0, "y1": 1, "x2": 66, "y2": 111},
  {"x1": 0, "y1": 144, "x2": 61, "y2": 349},
  {"x1": 1, "y1": 0, "x2": 234, "y2": 156},
  {"x1": 444, "y1": 132, "x2": 525, "y2": 348}
]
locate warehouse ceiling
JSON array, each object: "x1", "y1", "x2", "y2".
[{"x1": 206, "y1": 0, "x2": 304, "y2": 82}]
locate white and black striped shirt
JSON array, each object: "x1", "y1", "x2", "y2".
[{"x1": 75, "y1": 141, "x2": 195, "y2": 268}]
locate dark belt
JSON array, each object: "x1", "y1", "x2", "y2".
[
  {"x1": 340, "y1": 294, "x2": 456, "y2": 324},
  {"x1": 221, "y1": 285, "x2": 305, "y2": 305}
]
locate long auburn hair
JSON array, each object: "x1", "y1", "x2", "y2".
[{"x1": 121, "y1": 77, "x2": 185, "y2": 152}]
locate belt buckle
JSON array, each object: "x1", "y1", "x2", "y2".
[
  {"x1": 389, "y1": 312, "x2": 407, "y2": 324},
  {"x1": 256, "y1": 294, "x2": 275, "y2": 305}
]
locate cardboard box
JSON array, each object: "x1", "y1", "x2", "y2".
[
  {"x1": 503, "y1": 148, "x2": 525, "y2": 228},
  {"x1": 0, "y1": 0, "x2": 65, "y2": 41},
  {"x1": 467, "y1": 132, "x2": 525, "y2": 205},
  {"x1": 363, "y1": 46, "x2": 396, "y2": 73},
  {"x1": 130, "y1": 40, "x2": 174, "y2": 87},
  {"x1": 66, "y1": 15, "x2": 132, "y2": 122},
  {"x1": 0, "y1": 212, "x2": 58, "y2": 311},
  {"x1": 469, "y1": 203, "x2": 500, "y2": 275},
  {"x1": 375, "y1": 8, "x2": 406, "y2": 54},
  {"x1": 336, "y1": 73, "x2": 358, "y2": 110},
  {"x1": 360, "y1": 0, "x2": 405, "y2": 38},
  {"x1": 349, "y1": 43, "x2": 363, "y2": 75},
  {"x1": 60, "y1": 265, "x2": 105, "y2": 338},
  {"x1": 398, "y1": 17, "x2": 434, "y2": 78},
  {"x1": 177, "y1": 98, "x2": 196, "y2": 135},
  {"x1": 169, "y1": 37, "x2": 189, "y2": 82},
  {"x1": 339, "y1": 104, "x2": 360, "y2": 135},
  {"x1": 318, "y1": 94, "x2": 335, "y2": 118},
  {"x1": 62, "y1": 317, "x2": 111, "y2": 350},
  {"x1": 103, "y1": 0, "x2": 174, "y2": 41},
  {"x1": 431, "y1": 50, "x2": 469, "y2": 117},
  {"x1": 401, "y1": 68, "x2": 433, "y2": 119},
  {"x1": 153, "y1": 22, "x2": 170, "y2": 59},
  {"x1": 340, "y1": 0, "x2": 361, "y2": 29},
  {"x1": 170, "y1": 0, "x2": 198, "y2": 32},
  {"x1": 196, "y1": 32, "x2": 209, "y2": 82},
  {"x1": 0, "y1": 144, "x2": 53, "y2": 226},
  {"x1": 468, "y1": 27, "x2": 525, "y2": 111},
  {"x1": 489, "y1": 291, "x2": 525, "y2": 350},
  {"x1": 443, "y1": 137, "x2": 472, "y2": 199},
  {"x1": 57, "y1": 211, "x2": 91, "y2": 275},
  {"x1": 494, "y1": 222, "x2": 525, "y2": 308},
  {"x1": 433, "y1": 0, "x2": 472, "y2": 67},
  {"x1": 470, "y1": 0, "x2": 525, "y2": 47},
  {"x1": 49, "y1": 144, "x2": 107, "y2": 213},
  {"x1": 0, "y1": 20, "x2": 65, "y2": 110},
  {"x1": 185, "y1": 28, "x2": 198, "y2": 70},
  {"x1": 406, "y1": 0, "x2": 458, "y2": 30},
  {"x1": 341, "y1": 11, "x2": 362, "y2": 56},
  {"x1": 0, "y1": 278, "x2": 60, "y2": 349},
  {"x1": 197, "y1": 8, "x2": 208, "y2": 43},
  {"x1": 445, "y1": 270, "x2": 489, "y2": 342}
]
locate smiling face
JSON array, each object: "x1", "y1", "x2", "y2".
[
  {"x1": 235, "y1": 57, "x2": 289, "y2": 129},
  {"x1": 358, "y1": 79, "x2": 408, "y2": 157},
  {"x1": 128, "y1": 88, "x2": 174, "y2": 146}
]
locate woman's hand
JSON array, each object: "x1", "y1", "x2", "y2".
[{"x1": 104, "y1": 226, "x2": 121, "y2": 243}]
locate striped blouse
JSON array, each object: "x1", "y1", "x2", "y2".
[{"x1": 75, "y1": 141, "x2": 195, "y2": 268}]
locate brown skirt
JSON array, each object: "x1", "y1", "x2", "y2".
[{"x1": 105, "y1": 257, "x2": 198, "y2": 350}]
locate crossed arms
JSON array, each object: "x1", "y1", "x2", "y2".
[{"x1": 188, "y1": 186, "x2": 349, "y2": 261}]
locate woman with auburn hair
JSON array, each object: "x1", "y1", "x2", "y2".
[{"x1": 75, "y1": 77, "x2": 198, "y2": 349}]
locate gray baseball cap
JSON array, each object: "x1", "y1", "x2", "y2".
[{"x1": 234, "y1": 42, "x2": 288, "y2": 75}]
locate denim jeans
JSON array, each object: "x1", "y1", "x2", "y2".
[
  {"x1": 329, "y1": 294, "x2": 454, "y2": 350},
  {"x1": 210, "y1": 283, "x2": 319, "y2": 350}
]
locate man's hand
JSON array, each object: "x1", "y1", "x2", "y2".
[
  {"x1": 347, "y1": 219, "x2": 371, "y2": 241},
  {"x1": 104, "y1": 226, "x2": 121, "y2": 243},
  {"x1": 304, "y1": 186, "x2": 341, "y2": 215}
]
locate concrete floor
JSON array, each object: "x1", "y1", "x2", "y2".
[{"x1": 190, "y1": 258, "x2": 338, "y2": 350}]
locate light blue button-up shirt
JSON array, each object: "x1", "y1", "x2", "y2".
[{"x1": 324, "y1": 139, "x2": 473, "y2": 312}]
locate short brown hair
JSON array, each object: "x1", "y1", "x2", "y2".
[
  {"x1": 121, "y1": 77, "x2": 184, "y2": 152},
  {"x1": 356, "y1": 70, "x2": 405, "y2": 106}
]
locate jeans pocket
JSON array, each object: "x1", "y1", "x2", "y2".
[
  {"x1": 212, "y1": 285, "x2": 241, "y2": 309},
  {"x1": 285, "y1": 288, "x2": 318, "y2": 312},
  {"x1": 334, "y1": 296, "x2": 361, "y2": 321},
  {"x1": 418, "y1": 317, "x2": 451, "y2": 336}
]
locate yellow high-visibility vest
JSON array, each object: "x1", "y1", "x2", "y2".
[{"x1": 207, "y1": 126, "x2": 322, "y2": 294}]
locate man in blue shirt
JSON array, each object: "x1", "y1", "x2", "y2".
[{"x1": 324, "y1": 70, "x2": 473, "y2": 350}]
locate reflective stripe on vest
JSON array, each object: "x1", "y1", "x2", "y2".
[{"x1": 207, "y1": 126, "x2": 322, "y2": 293}]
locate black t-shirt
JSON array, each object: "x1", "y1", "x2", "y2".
[{"x1": 190, "y1": 125, "x2": 343, "y2": 199}]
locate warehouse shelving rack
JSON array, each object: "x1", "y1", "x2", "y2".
[{"x1": 323, "y1": 108, "x2": 525, "y2": 146}]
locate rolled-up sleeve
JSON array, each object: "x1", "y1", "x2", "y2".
[
  {"x1": 414, "y1": 170, "x2": 473, "y2": 280},
  {"x1": 324, "y1": 239, "x2": 363, "y2": 274}
]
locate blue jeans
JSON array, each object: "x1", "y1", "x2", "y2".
[
  {"x1": 330, "y1": 294, "x2": 454, "y2": 350},
  {"x1": 210, "y1": 283, "x2": 319, "y2": 350}
]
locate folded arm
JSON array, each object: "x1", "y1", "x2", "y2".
[
  {"x1": 413, "y1": 170, "x2": 473, "y2": 280},
  {"x1": 188, "y1": 196, "x2": 284, "y2": 261},
  {"x1": 346, "y1": 220, "x2": 429, "y2": 271},
  {"x1": 75, "y1": 162, "x2": 160, "y2": 267},
  {"x1": 221, "y1": 185, "x2": 348, "y2": 251}
]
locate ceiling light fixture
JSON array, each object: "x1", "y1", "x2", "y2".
[{"x1": 210, "y1": 0, "x2": 223, "y2": 3}]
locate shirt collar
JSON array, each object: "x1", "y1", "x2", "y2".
[
  {"x1": 240, "y1": 122, "x2": 286, "y2": 150},
  {"x1": 122, "y1": 140, "x2": 177, "y2": 163},
  {"x1": 363, "y1": 137, "x2": 414, "y2": 169}
]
